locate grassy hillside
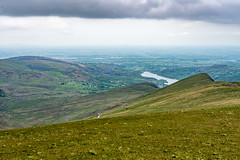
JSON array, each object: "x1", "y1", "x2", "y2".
[
  {"x1": 0, "y1": 56, "x2": 157, "y2": 129},
  {"x1": 102, "y1": 73, "x2": 240, "y2": 117},
  {"x1": 0, "y1": 105, "x2": 239, "y2": 159},
  {"x1": 0, "y1": 82, "x2": 157, "y2": 129}
]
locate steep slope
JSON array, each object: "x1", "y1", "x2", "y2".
[
  {"x1": 0, "y1": 82, "x2": 158, "y2": 129},
  {"x1": 0, "y1": 106, "x2": 239, "y2": 159},
  {"x1": 102, "y1": 73, "x2": 240, "y2": 117}
]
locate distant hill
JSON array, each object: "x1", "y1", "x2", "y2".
[
  {"x1": 0, "y1": 56, "x2": 156, "y2": 129},
  {"x1": 102, "y1": 73, "x2": 240, "y2": 117},
  {"x1": 8, "y1": 56, "x2": 87, "y2": 68},
  {"x1": 0, "y1": 56, "x2": 148, "y2": 94}
]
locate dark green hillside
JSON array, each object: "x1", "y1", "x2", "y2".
[
  {"x1": 8, "y1": 82, "x2": 157, "y2": 128},
  {"x1": 0, "y1": 106, "x2": 239, "y2": 159},
  {"x1": 103, "y1": 73, "x2": 240, "y2": 117},
  {"x1": 0, "y1": 82, "x2": 157, "y2": 129}
]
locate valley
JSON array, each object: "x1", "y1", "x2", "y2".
[
  {"x1": 0, "y1": 55, "x2": 240, "y2": 159},
  {"x1": 1, "y1": 53, "x2": 240, "y2": 129},
  {"x1": 0, "y1": 56, "x2": 157, "y2": 129}
]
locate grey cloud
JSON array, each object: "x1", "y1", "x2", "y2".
[{"x1": 0, "y1": 0, "x2": 240, "y2": 23}]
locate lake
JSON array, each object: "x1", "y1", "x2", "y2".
[{"x1": 141, "y1": 72, "x2": 178, "y2": 85}]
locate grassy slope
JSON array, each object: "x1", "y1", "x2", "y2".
[
  {"x1": 0, "y1": 56, "x2": 157, "y2": 129},
  {"x1": 102, "y1": 73, "x2": 240, "y2": 117},
  {"x1": 0, "y1": 106, "x2": 239, "y2": 159},
  {"x1": 0, "y1": 82, "x2": 158, "y2": 129},
  {"x1": 13, "y1": 82, "x2": 158, "y2": 127}
]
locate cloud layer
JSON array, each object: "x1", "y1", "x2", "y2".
[{"x1": 0, "y1": 0, "x2": 240, "y2": 23}]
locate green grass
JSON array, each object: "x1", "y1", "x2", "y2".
[{"x1": 0, "y1": 106, "x2": 239, "y2": 159}]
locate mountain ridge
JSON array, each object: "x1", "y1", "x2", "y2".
[
  {"x1": 102, "y1": 73, "x2": 239, "y2": 117},
  {"x1": 8, "y1": 56, "x2": 86, "y2": 68}
]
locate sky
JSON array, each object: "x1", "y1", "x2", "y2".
[{"x1": 0, "y1": 0, "x2": 240, "y2": 46}]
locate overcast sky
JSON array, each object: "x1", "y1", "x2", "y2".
[{"x1": 0, "y1": 0, "x2": 240, "y2": 46}]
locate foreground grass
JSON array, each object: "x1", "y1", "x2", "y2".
[{"x1": 0, "y1": 106, "x2": 239, "y2": 159}]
